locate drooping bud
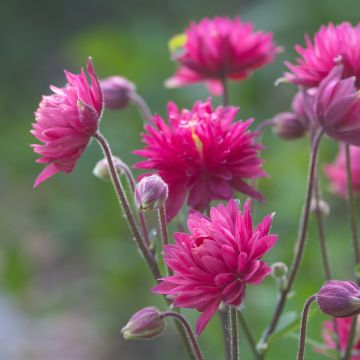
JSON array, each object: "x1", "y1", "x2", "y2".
[
  {"x1": 100, "y1": 76, "x2": 136, "y2": 110},
  {"x1": 271, "y1": 262, "x2": 288, "y2": 278},
  {"x1": 93, "y1": 157, "x2": 125, "y2": 181},
  {"x1": 316, "y1": 280, "x2": 360, "y2": 317},
  {"x1": 121, "y1": 307, "x2": 165, "y2": 340},
  {"x1": 310, "y1": 198, "x2": 330, "y2": 216},
  {"x1": 135, "y1": 175, "x2": 168, "y2": 211},
  {"x1": 272, "y1": 112, "x2": 306, "y2": 140}
]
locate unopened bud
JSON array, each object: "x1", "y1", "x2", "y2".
[
  {"x1": 272, "y1": 112, "x2": 306, "y2": 140},
  {"x1": 271, "y1": 262, "x2": 288, "y2": 278},
  {"x1": 100, "y1": 76, "x2": 136, "y2": 110},
  {"x1": 310, "y1": 198, "x2": 330, "y2": 216},
  {"x1": 135, "y1": 175, "x2": 168, "y2": 211},
  {"x1": 316, "y1": 280, "x2": 360, "y2": 318},
  {"x1": 93, "y1": 157, "x2": 125, "y2": 181},
  {"x1": 121, "y1": 307, "x2": 165, "y2": 340}
]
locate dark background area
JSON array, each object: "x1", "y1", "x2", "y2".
[{"x1": 1, "y1": 0, "x2": 360, "y2": 358}]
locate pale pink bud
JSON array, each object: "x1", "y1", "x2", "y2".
[
  {"x1": 93, "y1": 157, "x2": 125, "y2": 181},
  {"x1": 273, "y1": 112, "x2": 306, "y2": 140},
  {"x1": 100, "y1": 76, "x2": 136, "y2": 110},
  {"x1": 135, "y1": 175, "x2": 168, "y2": 211},
  {"x1": 121, "y1": 307, "x2": 165, "y2": 340},
  {"x1": 316, "y1": 280, "x2": 360, "y2": 317}
]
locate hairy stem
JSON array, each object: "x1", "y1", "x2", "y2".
[
  {"x1": 129, "y1": 92, "x2": 152, "y2": 123},
  {"x1": 297, "y1": 295, "x2": 316, "y2": 360},
  {"x1": 158, "y1": 205, "x2": 173, "y2": 276},
  {"x1": 259, "y1": 129, "x2": 323, "y2": 354},
  {"x1": 161, "y1": 311, "x2": 204, "y2": 360},
  {"x1": 94, "y1": 132, "x2": 160, "y2": 279},
  {"x1": 228, "y1": 307, "x2": 239, "y2": 360},
  {"x1": 345, "y1": 144, "x2": 360, "y2": 267}
]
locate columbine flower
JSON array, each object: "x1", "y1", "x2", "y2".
[
  {"x1": 324, "y1": 145, "x2": 360, "y2": 197},
  {"x1": 135, "y1": 175, "x2": 169, "y2": 211},
  {"x1": 153, "y1": 199, "x2": 277, "y2": 335},
  {"x1": 165, "y1": 17, "x2": 279, "y2": 95},
  {"x1": 100, "y1": 76, "x2": 136, "y2": 110},
  {"x1": 134, "y1": 99, "x2": 266, "y2": 220},
  {"x1": 317, "y1": 280, "x2": 360, "y2": 318},
  {"x1": 315, "y1": 65, "x2": 360, "y2": 146},
  {"x1": 31, "y1": 58, "x2": 103, "y2": 187},
  {"x1": 121, "y1": 307, "x2": 165, "y2": 340},
  {"x1": 319, "y1": 318, "x2": 360, "y2": 359},
  {"x1": 285, "y1": 22, "x2": 360, "y2": 87}
]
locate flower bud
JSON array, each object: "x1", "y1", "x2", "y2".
[
  {"x1": 100, "y1": 76, "x2": 136, "y2": 110},
  {"x1": 272, "y1": 112, "x2": 306, "y2": 140},
  {"x1": 135, "y1": 175, "x2": 168, "y2": 211},
  {"x1": 271, "y1": 262, "x2": 288, "y2": 278},
  {"x1": 93, "y1": 157, "x2": 125, "y2": 181},
  {"x1": 316, "y1": 280, "x2": 360, "y2": 317},
  {"x1": 121, "y1": 307, "x2": 165, "y2": 340},
  {"x1": 310, "y1": 198, "x2": 330, "y2": 216}
]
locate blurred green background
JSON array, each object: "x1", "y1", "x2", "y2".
[{"x1": 2, "y1": 0, "x2": 360, "y2": 358}]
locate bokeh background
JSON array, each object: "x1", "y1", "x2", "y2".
[{"x1": 2, "y1": 0, "x2": 360, "y2": 358}]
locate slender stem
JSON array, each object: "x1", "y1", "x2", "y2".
[
  {"x1": 255, "y1": 119, "x2": 276, "y2": 138},
  {"x1": 314, "y1": 172, "x2": 332, "y2": 280},
  {"x1": 161, "y1": 311, "x2": 204, "y2": 360},
  {"x1": 297, "y1": 295, "x2": 316, "y2": 360},
  {"x1": 158, "y1": 205, "x2": 172, "y2": 276},
  {"x1": 342, "y1": 316, "x2": 357, "y2": 360},
  {"x1": 260, "y1": 129, "x2": 324, "y2": 353},
  {"x1": 219, "y1": 308, "x2": 231, "y2": 360},
  {"x1": 238, "y1": 312, "x2": 260, "y2": 359},
  {"x1": 94, "y1": 132, "x2": 194, "y2": 359},
  {"x1": 228, "y1": 307, "x2": 239, "y2": 360},
  {"x1": 116, "y1": 159, "x2": 151, "y2": 248},
  {"x1": 345, "y1": 144, "x2": 360, "y2": 267},
  {"x1": 221, "y1": 77, "x2": 229, "y2": 106},
  {"x1": 129, "y1": 92, "x2": 152, "y2": 123},
  {"x1": 94, "y1": 132, "x2": 160, "y2": 280}
]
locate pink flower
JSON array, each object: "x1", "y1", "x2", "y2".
[
  {"x1": 153, "y1": 199, "x2": 277, "y2": 335},
  {"x1": 285, "y1": 22, "x2": 360, "y2": 87},
  {"x1": 31, "y1": 58, "x2": 103, "y2": 187},
  {"x1": 166, "y1": 17, "x2": 279, "y2": 95},
  {"x1": 315, "y1": 65, "x2": 360, "y2": 146},
  {"x1": 320, "y1": 318, "x2": 360, "y2": 359},
  {"x1": 134, "y1": 99, "x2": 266, "y2": 221},
  {"x1": 324, "y1": 145, "x2": 360, "y2": 197}
]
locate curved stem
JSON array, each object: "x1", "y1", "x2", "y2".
[
  {"x1": 94, "y1": 132, "x2": 160, "y2": 280},
  {"x1": 228, "y1": 307, "x2": 239, "y2": 360},
  {"x1": 238, "y1": 312, "x2": 260, "y2": 359},
  {"x1": 345, "y1": 144, "x2": 360, "y2": 267},
  {"x1": 221, "y1": 77, "x2": 229, "y2": 106},
  {"x1": 297, "y1": 295, "x2": 316, "y2": 360},
  {"x1": 129, "y1": 92, "x2": 152, "y2": 123},
  {"x1": 255, "y1": 119, "x2": 276, "y2": 138},
  {"x1": 343, "y1": 316, "x2": 358, "y2": 360},
  {"x1": 161, "y1": 311, "x2": 204, "y2": 360},
  {"x1": 116, "y1": 158, "x2": 151, "y2": 248},
  {"x1": 158, "y1": 205, "x2": 172, "y2": 276},
  {"x1": 94, "y1": 132, "x2": 194, "y2": 358},
  {"x1": 314, "y1": 170, "x2": 331, "y2": 280},
  {"x1": 260, "y1": 129, "x2": 324, "y2": 353}
]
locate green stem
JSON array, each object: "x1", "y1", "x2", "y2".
[{"x1": 228, "y1": 307, "x2": 239, "y2": 360}]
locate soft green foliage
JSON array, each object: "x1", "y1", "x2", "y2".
[{"x1": 2, "y1": 0, "x2": 360, "y2": 358}]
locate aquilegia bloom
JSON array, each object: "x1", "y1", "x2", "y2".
[
  {"x1": 324, "y1": 145, "x2": 360, "y2": 197},
  {"x1": 285, "y1": 22, "x2": 360, "y2": 87},
  {"x1": 134, "y1": 99, "x2": 266, "y2": 220},
  {"x1": 31, "y1": 58, "x2": 103, "y2": 187},
  {"x1": 165, "y1": 17, "x2": 279, "y2": 95},
  {"x1": 315, "y1": 64, "x2": 360, "y2": 146},
  {"x1": 319, "y1": 318, "x2": 360, "y2": 359},
  {"x1": 153, "y1": 199, "x2": 277, "y2": 335}
]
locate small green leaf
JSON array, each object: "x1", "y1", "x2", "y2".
[{"x1": 168, "y1": 33, "x2": 187, "y2": 56}]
